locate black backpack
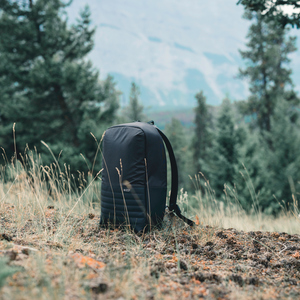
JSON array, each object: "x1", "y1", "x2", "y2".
[{"x1": 100, "y1": 121, "x2": 194, "y2": 232}]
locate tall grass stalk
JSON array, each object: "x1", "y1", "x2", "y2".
[{"x1": 190, "y1": 172, "x2": 300, "y2": 234}]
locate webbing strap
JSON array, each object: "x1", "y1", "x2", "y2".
[{"x1": 155, "y1": 127, "x2": 195, "y2": 227}]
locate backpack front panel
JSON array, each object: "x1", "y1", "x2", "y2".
[{"x1": 101, "y1": 126, "x2": 148, "y2": 231}]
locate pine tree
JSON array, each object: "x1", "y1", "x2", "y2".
[
  {"x1": 234, "y1": 99, "x2": 300, "y2": 215},
  {"x1": 238, "y1": 9, "x2": 299, "y2": 134},
  {"x1": 191, "y1": 91, "x2": 212, "y2": 177},
  {"x1": 237, "y1": 0, "x2": 300, "y2": 28},
  {"x1": 204, "y1": 98, "x2": 239, "y2": 199},
  {"x1": 236, "y1": 7, "x2": 300, "y2": 214},
  {"x1": 260, "y1": 99, "x2": 300, "y2": 213},
  {"x1": 124, "y1": 82, "x2": 144, "y2": 122},
  {"x1": 234, "y1": 125, "x2": 272, "y2": 213},
  {"x1": 0, "y1": 0, "x2": 119, "y2": 173},
  {"x1": 164, "y1": 118, "x2": 188, "y2": 190}
]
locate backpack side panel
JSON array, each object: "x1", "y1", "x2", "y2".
[
  {"x1": 100, "y1": 126, "x2": 147, "y2": 232},
  {"x1": 135, "y1": 123, "x2": 167, "y2": 227}
]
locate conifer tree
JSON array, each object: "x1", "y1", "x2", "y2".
[
  {"x1": 0, "y1": 0, "x2": 119, "y2": 173},
  {"x1": 260, "y1": 99, "x2": 300, "y2": 213},
  {"x1": 237, "y1": 0, "x2": 300, "y2": 28},
  {"x1": 124, "y1": 82, "x2": 144, "y2": 122},
  {"x1": 236, "y1": 7, "x2": 300, "y2": 214},
  {"x1": 191, "y1": 91, "x2": 212, "y2": 177},
  {"x1": 238, "y1": 9, "x2": 299, "y2": 134},
  {"x1": 164, "y1": 118, "x2": 188, "y2": 190},
  {"x1": 234, "y1": 126, "x2": 271, "y2": 213},
  {"x1": 235, "y1": 99, "x2": 300, "y2": 215},
  {"x1": 204, "y1": 98, "x2": 239, "y2": 198}
]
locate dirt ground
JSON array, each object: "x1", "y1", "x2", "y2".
[{"x1": 0, "y1": 204, "x2": 300, "y2": 299}]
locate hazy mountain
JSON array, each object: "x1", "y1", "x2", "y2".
[{"x1": 67, "y1": 0, "x2": 300, "y2": 108}]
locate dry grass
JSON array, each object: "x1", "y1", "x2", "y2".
[
  {"x1": 187, "y1": 174, "x2": 300, "y2": 235},
  {"x1": 0, "y1": 151, "x2": 300, "y2": 299}
]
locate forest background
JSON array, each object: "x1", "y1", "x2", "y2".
[{"x1": 1, "y1": 0, "x2": 300, "y2": 216}]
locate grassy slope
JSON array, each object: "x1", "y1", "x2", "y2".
[{"x1": 0, "y1": 156, "x2": 300, "y2": 299}]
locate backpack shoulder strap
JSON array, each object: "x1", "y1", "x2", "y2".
[{"x1": 155, "y1": 127, "x2": 195, "y2": 227}]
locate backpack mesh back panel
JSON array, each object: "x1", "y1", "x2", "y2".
[{"x1": 100, "y1": 122, "x2": 167, "y2": 232}]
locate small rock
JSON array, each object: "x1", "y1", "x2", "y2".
[
  {"x1": 191, "y1": 243, "x2": 198, "y2": 249},
  {"x1": 88, "y1": 213, "x2": 95, "y2": 219},
  {"x1": 150, "y1": 270, "x2": 160, "y2": 278},
  {"x1": 21, "y1": 248, "x2": 30, "y2": 255},
  {"x1": 0, "y1": 233, "x2": 13, "y2": 242},
  {"x1": 90, "y1": 283, "x2": 108, "y2": 294},
  {"x1": 179, "y1": 260, "x2": 188, "y2": 271},
  {"x1": 205, "y1": 241, "x2": 214, "y2": 247}
]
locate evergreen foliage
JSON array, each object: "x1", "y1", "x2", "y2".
[
  {"x1": 235, "y1": 6, "x2": 300, "y2": 214},
  {"x1": 260, "y1": 100, "x2": 300, "y2": 213},
  {"x1": 237, "y1": 0, "x2": 300, "y2": 28},
  {"x1": 235, "y1": 100, "x2": 300, "y2": 215},
  {"x1": 191, "y1": 91, "x2": 212, "y2": 178},
  {"x1": 0, "y1": 0, "x2": 120, "y2": 174},
  {"x1": 203, "y1": 98, "x2": 239, "y2": 198},
  {"x1": 234, "y1": 126, "x2": 272, "y2": 213},
  {"x1": 164, "y1": 118, "x2": 189, "y2": 190},
  {"x1": 238, "y1": 9, "x2": 299, "y2": 134},
  {"x1": 123, "y1": 82, "x2": 145, "y2": 122}
]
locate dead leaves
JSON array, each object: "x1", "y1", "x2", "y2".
[
  {"x1": 292, "y1": 251, "x2": 300, "y2": 259},
  {"x1": 69, "y1": 252, "x2": 106, "y2": 270}
]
